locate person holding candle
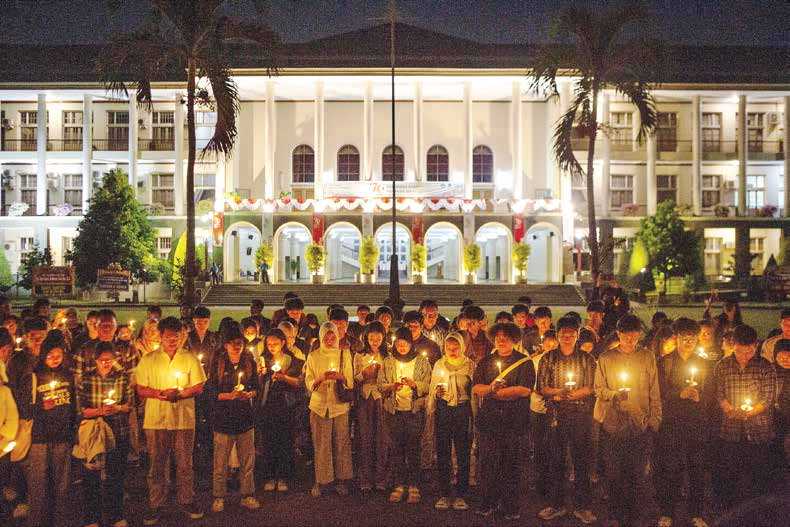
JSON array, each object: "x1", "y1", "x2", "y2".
[
  {"x1": 73, "y1": 310, "x2": 140, "y2": 386},
  {"x1": 304, "y1": 322, "x2": 354, "y2": 497},
  {"x1": 521, "y1": 306, "x2": 554, "y2": 357},
  {"x1": 593, "y1": 314, "x2": 661, "y2": 527},
  {"x1": 713, "y1": 324, "x2": 777, "y2": 508},
  {"x1": 536, "y1": 316, "x2": 597, "y2": 524},
  {"x1": 77, "y1": 341, "x2": 134, "y2": 527},
  {"x1": 204, "y1": 325, "x2": 260, "y2": 514},
  {"x1": 277, "y1": 320, "x2": 309, "y2": 361},
  {"x1": 353, "y1": 321, "x2": 389, "y2": 492},
  {"x1": 527, "y1": 328, "x2": 555, "y2": 502},
  {"x1": 696, "y1": 319, "x2": 721, "y2": 361},
  {"x1": 258, "y1": 328, "x2": 304, "y2": 493},
  {"x1": 377, "y1": 327, "x2": 431, "y2": 504},
  {"x1": 472, "y1": 322, "x2": 534, "y2": 520},
  {"x1": 429, "y1": 332, "x2": 474, "y2": 511},
  {"x1": 135, "y1": 317, "x2": 207, "y2": 524},
  {"x1": 654, "y1": 318, "x2": 713, "y2": 527},
  {"x1": 0, "y1": 332, "x2": 19, "y2": 517}
]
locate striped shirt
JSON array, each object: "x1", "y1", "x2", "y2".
[
  {"x1": 77, "y1": 370, "x2": 133, "y2": 440},
  {"x1": 714, "y1": 354, "x2": 777, "y2": 443},
  {"x1": 537, "y1": 348, "x2": 596, "y2": 412}
]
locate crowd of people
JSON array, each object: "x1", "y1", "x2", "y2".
[{"x1": 0, "y1": 291, "x2": 787, "y2": 527}]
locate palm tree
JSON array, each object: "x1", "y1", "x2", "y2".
[
  {"x1": 98, "y1": 0, "x2": 278, "y2": 304},
  {"x1": 529, "y1": 4, "x2": 658, "y2": 282}
]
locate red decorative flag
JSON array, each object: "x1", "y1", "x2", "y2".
[
  {"x1": 412, "y1": 216, "x2": 424, "y2": 245},
  {"x1": 513, "y1": 215, "x2": 525, "y2": 243},
  {"x1": 212, "y1": 212, "x2": 224, "y2": 246},
  {"x1": 312, "y1": 214, "x2": 325, "y2": 243}
]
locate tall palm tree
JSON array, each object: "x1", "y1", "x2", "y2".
[
  {"x1": 529, "y1": 4, "x2": 658, "y2": 283},
  {"x1": 98, "y1": 0, "x2": 278, "y2": 304}
]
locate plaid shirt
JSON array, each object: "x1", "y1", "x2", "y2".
[
  {"x1": 714, "y1": 354, "x2": 777, "y2": 443},
  {"x1": 77, "y1": 369, "x2": 133, "y2": 440},
  {"x1": 537, "y1": 348, "x2": 596, "y2": 412},
  {"x1": 73, "y1": 338, "x2": 140, "y2": 383}
]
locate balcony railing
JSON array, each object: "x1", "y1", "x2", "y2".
[
  {"x1": 47, "y1": 139, "x2": 83, "y2": 152},
  {"x1": 139, "y1": 138, "x2": 175, "y2": 151},
  {"x1": 2, "y1": 139, "x2": 38, "y2": 151},
  {"x1": 92, "y1": 138, "x2": 128, "y2": 151}
]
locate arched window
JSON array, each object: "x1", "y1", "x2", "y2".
[
  {"x1": 473, "y1": 145, "x2": 493, "y2": 183},
  {"x1": 426, "y1": 145, "x2": 449, "y2": 182},
  {"x1": 382, "y1": 145, "x2": 404, "y2": 181},
  {"x1": 337, "y1": 145, "x2": 360, "y2": 181},
  {"x1": 292, "y1": 144, "x2": 314, "y2": 183}
]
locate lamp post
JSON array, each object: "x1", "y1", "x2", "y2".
[{"x1": 384, "y1": 0, "x2": 402, "y2": 315}]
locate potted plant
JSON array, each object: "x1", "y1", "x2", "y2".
[
  {"x1": 512, "y1": 242, "x2": 531, "y2": 284},
  {"x1": 756, "y1": 204, "x2": 778, "y2": 218},
  {"x1": 622, "y1": 203, "x2": 640, "y2": 216},
  {"x1": 305, "y1": 243, "x2": 325, "y2": 284},
  {"x1": 714, "y1": 204, "x2": 730, "y2": 217},
  {"x1": 463, "y1": 243, "x2": 482, "y2": 284},
  {"x1": 358, "y1": 235, "x2": 379, "y2": 284},
  {"x1": 289, "y1": 259, "x2": 299, "y2": 281},
  {"x1": 411, "y1": 243, "x2": 427, "y2": 284}
]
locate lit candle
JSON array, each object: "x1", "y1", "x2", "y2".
[
  {"x1": 435, "y1": 366, "x2": 448, "y2": 392},
  {"x1": 14, "y1": 337, "x2": 22, "y2": 351},
  {"x1": 740, "y1": 397, "x2": 754, "y2": 412},
  {"x1": 49, "y1": 380, "x2": 57, "y2": 392},
  {"x1": 235, "y1": 371, "x2": 244, "y2": 391},
  {"x1": 173, "y1": 371, "x2": 183, "y2": 390},
  {"x1": 565, "y1": 370, "x2": 577, "y2": 389},
  {"x1": 60, "y1": 317, "x2": 67, "y2": 326},
  {"x1": 328, "y1": 362, "x2": 338, "y2": 373},
  {"x1": 153, "y1": 343, "x2": 160, "y2": 352},
  {"x1": 271, "y1": 361, "x2": 282, "y2": 373},
  {"x1": 103, "y1": 388, "x2": 117, "y2": 406},
  {"x1": 2, "y1": 441, "x2": 16, "y2": 454},
  {"x1": 129, "y1": 319, "x2": 136, "y2": 329},
  {"x1": 697, "y1": 347, "x2": 708, "y2": 359},
  {"x1": 496, "y1": 361, "x2": 502, "y2": 375},
  {"x1": 421, "y1": 351, "x2": 428, "y2": 360},
  {"x1": 197, "y1": 353, "x2": 204, "y2": 363},
  {"x1": 618, "y1": 371, "x2": 630, "y2": 392},
  {"x1": 687, "y1": 366, "x2": 698, "y2": 387},
  {"x1": 368, "y1": 356, "x2": 378, "y2": 366}
]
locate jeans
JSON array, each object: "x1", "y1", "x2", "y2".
[
  {"x1": 213, "y1": 429, "x2": 255, "y2": 497},
  {"x1": 604, "y1": 431, "x2": 650, "y2": 524},
  {"x1": 385, "y1": 410, "x2": 424, "y2": 486},
  {"x1": 479, "y1": 429, "x2": 523, "y2": 515},
  {"x1": 356, "y1": 396, "x2": 388, "y2": 488},
  {"x1": 655, "y1": 424, "x2": 706, "y2": 517},
  {"x1": 435, "y1": 401, "x2": 471, "y2": 496},
  {"x1": 309, "y1": 411, "x2": 353, "y2": 485},
  {"x1": 83, "y1": 439, "x2": 129, "y2": 525},
  {"x1": 548, "y1": 408, "x2": 592, "y2": 509},
  {"x1": 145, "y1": 428, "x2": 195, "y2": 508},
  {"x1": 25, "y1": 442, "x2": 71, "y2": 527}
]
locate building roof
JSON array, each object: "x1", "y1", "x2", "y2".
[{"x1": 0, "y1": 22, "x2": 787, "y2": 86}]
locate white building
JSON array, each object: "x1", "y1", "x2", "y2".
[{"x1": 0, "y1": 25, "x2": 788, "y2": 286}]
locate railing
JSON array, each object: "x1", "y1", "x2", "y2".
[
  {"x1": 92, "y1": 138, "x2": 128, "y2": 151},
  {"x1": 139, "y1": 138, "x2": 175, "y2": 151},
  {"x1": 47, "y1": 139, "x2": 83, "y2": 152},
  {"x1": 2, "y1": 139, "x2": 38, "y2": 151}
]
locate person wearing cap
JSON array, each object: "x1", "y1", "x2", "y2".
[
  {"x1": 654, "y1": 318, "x2": 713, "y2": 527},
  {"x1": 420, "y1": 300, "x2": 450, "y2": 348},
  {"x1": 594, "y1": 314, "x2": 661, "y2": 527},
  {"x1": 429, "y1": 332, "x2": 474, "y2": 512},
  {"x1": 460, "y1": 306, "x2": 491, "y2": 364},
  {"x1": 537, "y1": 316, "x2": 597, "y2": 524},
  {"x1": 304, "y1": 322, "x2": 354, "y2": 497},
  {"x1": 760, "y1": 308, "x2": 790, "y2": 363},
  {"x1": 521, "y1": 306, "x2": 553, "y2": 357},
  {"x1": 377, "y1": 327, "x2": 431, "y2": 504},
  {"x1": 713, "y1": 324, "x2": 776, "y2": 508}
]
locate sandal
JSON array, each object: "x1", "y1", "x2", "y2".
[
  {"x1": 388, "y1": 485, "x2": 405, "y2": 503},
  {"x1": 406, "y1": 486, "x2": 421, "y2": 504}
]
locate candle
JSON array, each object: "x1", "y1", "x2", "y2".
[
  {"x1": 740, "y1": 397, "x2": 754, "y2": 412},
  {"x1": 235, "y1": 371, "x2": 244, "y2": 391},
  {"x1": 687, "y1": 366, "x2": 698, "y2": 386},
  {"x1": 697, "y1": 347, "x2": 708, "y2": 359},
  {"x1": 129, "y1": 319, "x2": 136, "y2": 329},
  {"x1": 173, "y1": 371, "x2": 183, "y2": 390},
  {"x1": 496, "y1": 361, "x2": 502, "y2": 375},
  {"x1": 14, "y1": 337, "x2": 22, "y2": 351},
  {"x1": 368, "y1": 356, "x2": 378, "y2": 366},
  {"x1": 421, "y1": 351, "x2": 428, "y2": 359},
  {"x1": 197, "y1": 353, "x2": 204, "y2": 363},
  {"x1": 328, "y1": 362, "x2": 338, "y2": 373},
  {"x1": 271, "y1": 361, "x2": 282, "y2": 373},
  {"x1": 49, "y1": 380, "x2": 57, "y2": 391},
  {"x1": 565, "y1": 370, "x2": 577, "y2": 389},
  {"x1": 618, "y1": 371, "x2": 630, "y2": 392},
  {"x1": 103, "y1": 389, "x2": 117, "y2": 406},
  {"x1": 2, "y1": 441, "x2": 16, "y2": 454},
  {"x1": 153, "y1": 343, "x2": 160, "y2": 352}
]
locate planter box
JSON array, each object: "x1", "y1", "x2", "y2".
[
  {"x1": 413, "y1": 274, "x2": 423, "y2": 285},
  {"x1": 360, "y1": 273, "x2": 374, "y2": 284},
  {"x1": 312, "y1": 274, "x2": 324, "y2": 285},
  {"x1": 465, "y1": 273, "x2": 476, "y2": 285}
]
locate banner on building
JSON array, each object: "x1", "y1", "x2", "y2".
[
  {"x1": 411, "y1": 216, "x2": 424, "y2": 245},
  {"x1": 96, "y1": 268, "x2": 131, "y2": 292},
  {"x1": 312, "y1": 214, "x2": 325, "y2": 243},
  {"x1": 513, "y1": 215, "x2": 526, "y2": 243},
  {"x1": 32, "y1": 266, "x2": 74, "y2": 297},
  {"x1": 212, "y1": 212, "x2": 224, "y2": 246}
]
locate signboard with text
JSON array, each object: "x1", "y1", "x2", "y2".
[
  {"x1": 96, "y1": 269, "x2": 131, "y2": 292},
  {"x1": 32, "y1": 266, "x2": 75, "y2": 297},
  {"x1": 323, "y1": 181, "x2": 464, "y2": 199}
]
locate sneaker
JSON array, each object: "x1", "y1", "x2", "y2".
[
  {"x1": 183, "y1": 502, "x2": 204, "y2": 520},
  {"x1": 276, "y1": 480, "x2": 288, "y2": 492},
  {"x1": 2, "y1": 486, "x2": 18, "y2": 502},
  {"x1": 263, "y1": 480, "x2": 276, "y2": 491},
  {"x1": 112, "y1": 520, "x2": 129, "y2": 527},
  {"x1": 574, "y1": 509, "x2": 598, "y2": 525},
  {"x1": 142, "y1": 508, "x2": 159, "y2": 526},
  {"x1": 475, "y1": 505, "x2": 495, "y2": 517},
  {"x1": 434, "y1": 497, "x2": 450, "y2": 510},
  {"x1": 657, "y1": 516, "x2": 673, "y2": 527},
  {"x1": 310, "y1": 484, "x2": 321, "y2": 497},
  {"x1": 406, "y1": 486, "x2": 421, "y2": 504},
  {"x1": 211, "y1": 498, "x2": 225, "y2": 513},
  {"x1": 452, "y1": 497, "x2": 470, "y2": 511},
  {"x1": 335, "y1": 482, "x2": 349, "y2": 496},
  {"x1": 538, "y1": 507, "x2": 568, "y2": 521},
  {"x1": 240, "y1": 496, "x2": 261, "y2": 510},
  {"x1": 691, "y1": 517, "x2": 709, "y2": 527},
  {"x1": 12, "y1": 503, "x2": 30, "y2": 519},
  {"x1": 389, "y1": 485, "x2": 405, "y2": 503},
  {"x1": 504, "y1": 512, "x2": 521, "y2": 520}
]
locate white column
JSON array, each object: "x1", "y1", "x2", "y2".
[
  {"x1": 737, "y1": 95, "x2": 747, "y2": 214},
  {"x1": 363, "y1": 81, "x2": 374, "y2": 181},
  {"x1": 36, "y1": 94, "x2": 47, "y2": 215},
  {"x1": 263, "y1": 80, "x2": 276, "y2": 199},
  {"x1": 691, "y1": 95, "x2": 702, "y2": 215},
  {"x1": 215, "y1": 154, "x2": 226, "y2": 212},
  {"x1": 81, "y1": 94, "x2": 93, "y2": 214},
  {"x1": 314, "y1": 81, "x2": 325, "y2": 199},
  {"x1": 784, "y1": 96, "x2": 790, "y2": 217},
  {"x1": 646, "y1": 132, "x2": 657, "y2": 215},
  {"x1": 127, "y1": 98, "x2": 138, "y2": 188},
  {"x1": 173, "y1": 94, "x2": 185, "y2": 215},
  {"x1": 511, "y1": 80, "x2": 524, "y2": 199},
  {"x1": 600, "y1": 92, "x2": 611, "y2": 215},
  {"x1": 413, "y1": 81, "x2": 423, "y2": 182},
  {"x1": 463, "y1": 82, "x2": 473, "y2": 199}
]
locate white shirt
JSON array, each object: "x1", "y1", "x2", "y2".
[
  {"x1": 304, "y1": 346, "x2": 353, "y2": 419},
  {"x1": 395, "y1": 359, "x2": 416, "y2": 411},
  {"x1": 135, "y1": 349, "x2": 207, "y2": 430}
]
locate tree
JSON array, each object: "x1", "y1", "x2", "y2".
[
  {"x1": 512, "y1": 242, "x2": 531, "y2": 282},
  {"x1": 411, "y1": 244, "x2": 427, "y2": 275},
  {"x1": 98, "y1": 0, "x2": 279, "y2": 305},
  {"x1": 463, "y1": 243, "x2": 482, "y2": 280},
  {"x1": 529, "y1": 4, "x2": 658, "y2": 282},
  {"x1": 71, "y1": 168, "x2": 157, "y2": 287},
  {"x1": 359, "y1": 236, "x2": 380, "y2": 276},
  {"x1": 0, "y1": 245, "x2": 14, "y2": 292},
  {"x1": 255, "y1": 241, "x2": 274, "y2": 268},
  {"x1": 305, "y1": 243, "x2": 326, "y2": 277},
  {"x1": 170, "y1": 231, "x2": 206, "y2": 297},
  {"x1": 636, "y1": 200, "x2": 701, "y2": 294},
  {"x1": 18, "y1": 244, "x2": 53, "y2": 291}
]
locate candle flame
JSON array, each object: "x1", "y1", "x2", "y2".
[
  {"x1": 2, "y1": 441, "x2": 15, "y2": 454},
  {"x1": 49, "y1": 380, "x2": 57, "y2": 391},
  {"x1": 619, "y1": 371, "x2": 628, "y2": 382}
]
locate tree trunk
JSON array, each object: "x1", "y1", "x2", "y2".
[
  {"x1": 586, "y1": 86, "x2": 601, "y2": 283},
  {"x1": 184, "y1": 57, "x2": 197, "y2": 305}
]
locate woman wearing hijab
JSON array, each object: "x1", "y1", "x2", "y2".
[
  {"x1": 377, "y1": 327, "x2": 431, "y2": 504},
  {"x1": 429, "y1": 332, "x2": 474, "y2": 511},
  {"x1": 304, "y1": 322, "x2": 354, "y2": 497}
]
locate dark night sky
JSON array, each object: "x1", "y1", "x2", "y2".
[{"x1": 0, "y1": 0, "x2": 787, "y2": 46}]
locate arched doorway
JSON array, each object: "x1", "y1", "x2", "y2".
[
  {"x1": 475, "y1": 222, "x2": 511, "y2": 284},
  {"x1": 375, "y1": 223, "x2": 411, "y2": 282},
  {"x1": 324, "y1": 222, "x2": 361, "y2": 283},
  {"x1": 526, "y1": 222, "x2": 561, "y2": 283},
  {"x1": 425, "y1": 222, "x2": 462, "y2": 283},
  {"x1": 274, "y1": 222, "x2": 311, "y2": 283},
  {"x1": 223, "y1": 222, "x2": 262, "y2": 282}
]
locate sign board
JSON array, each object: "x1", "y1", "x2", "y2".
[
  {"x1": 32, "y1": 266, "x2": 75, "y2": 297},
  {"x1": 96, "y1": 269, "x2": 131, "y2": 292},
  {"x1": 323, "y1": 181, "x2": 464, "y2": 199}
]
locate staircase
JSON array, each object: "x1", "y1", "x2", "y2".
[{"x1": 202, "y1": 283, "x2": 585, "y2": 307}]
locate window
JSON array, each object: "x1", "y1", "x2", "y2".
[
  {"x1": 157, "y1": 236, "x2": 172, "y2": 259},
  {"x1": 337, "y1": 145, "x2": 360, "y2": 181},
  {"x1": 610, "y1": 112, "x2": 633, "y2": 146},
  {"x1": 702, "y1": 112, "x2": 721, "y2": 152},
  {"x1": 704, "y1": 237, "x2": 722, "y2": 276},
  {"x1": 746, "y1": 175, "x2": 765, "y2": 209},
  {"x1": 151, "y1": 111, "x2": 174, "y2": 150},
  {"x1": 151, "y1": 173, "x2": 175, "y2": 212},
  {"x1": 750, "y1": 237, "x2": 765, "y2": 273},
  {"x1": 107, "y1": 111, "x2": 129, "y2": 150},
  {"x1": 426, "y1": 145, "x2": 449, "y2": 182},
  {"x1": 656, "y1": 112, "x2": 677, "y2": 151},
  {"x1": 702, "y1": 175, "x2": 722, "y2": 208},
  {"x1": 610, "y1": 174, "x2": 634, "y2": 209},
  {"x1": 292, "y1": 145, "x2": 315, "y2": 183},
  {"x1": 780, "y1": 177, "x2": 785, "y2": 213},
  {"x1": 63, "y1": 111, "x2": 83, "y2": 151},
  {"x1": 613, "y1": 236, "x2": 635, "y2": 273},
  {"x1": 19, "y1": 173, "x2": 37, "y2": 215},
  {"x1": 382, "y1": 145, "x2": 404, "y2": 181},
  {"x1": 195, "y1": 111, "x2": 217, "y2": 149},
  {"x1": 194, "y1": 173, "x2": 215, "y2": 204},
  {"x1": 20, "y1": 111, "x2": 38, "y2": 151},
  {"x1": 472, "y1": 145, "x2": 493, "y2": 183},
  {"x1": 747, "y1": 112, "x2": 764, "y2": 153},
  {"x1": 63, "y1": 174, "x2": 83, "y2": 214},
  {"x1": 19, "y1": 237, "x2": 36, "y2": 254},
  {"x1": 656, "y1": 175, "x2": 677, "y2": 205}
]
